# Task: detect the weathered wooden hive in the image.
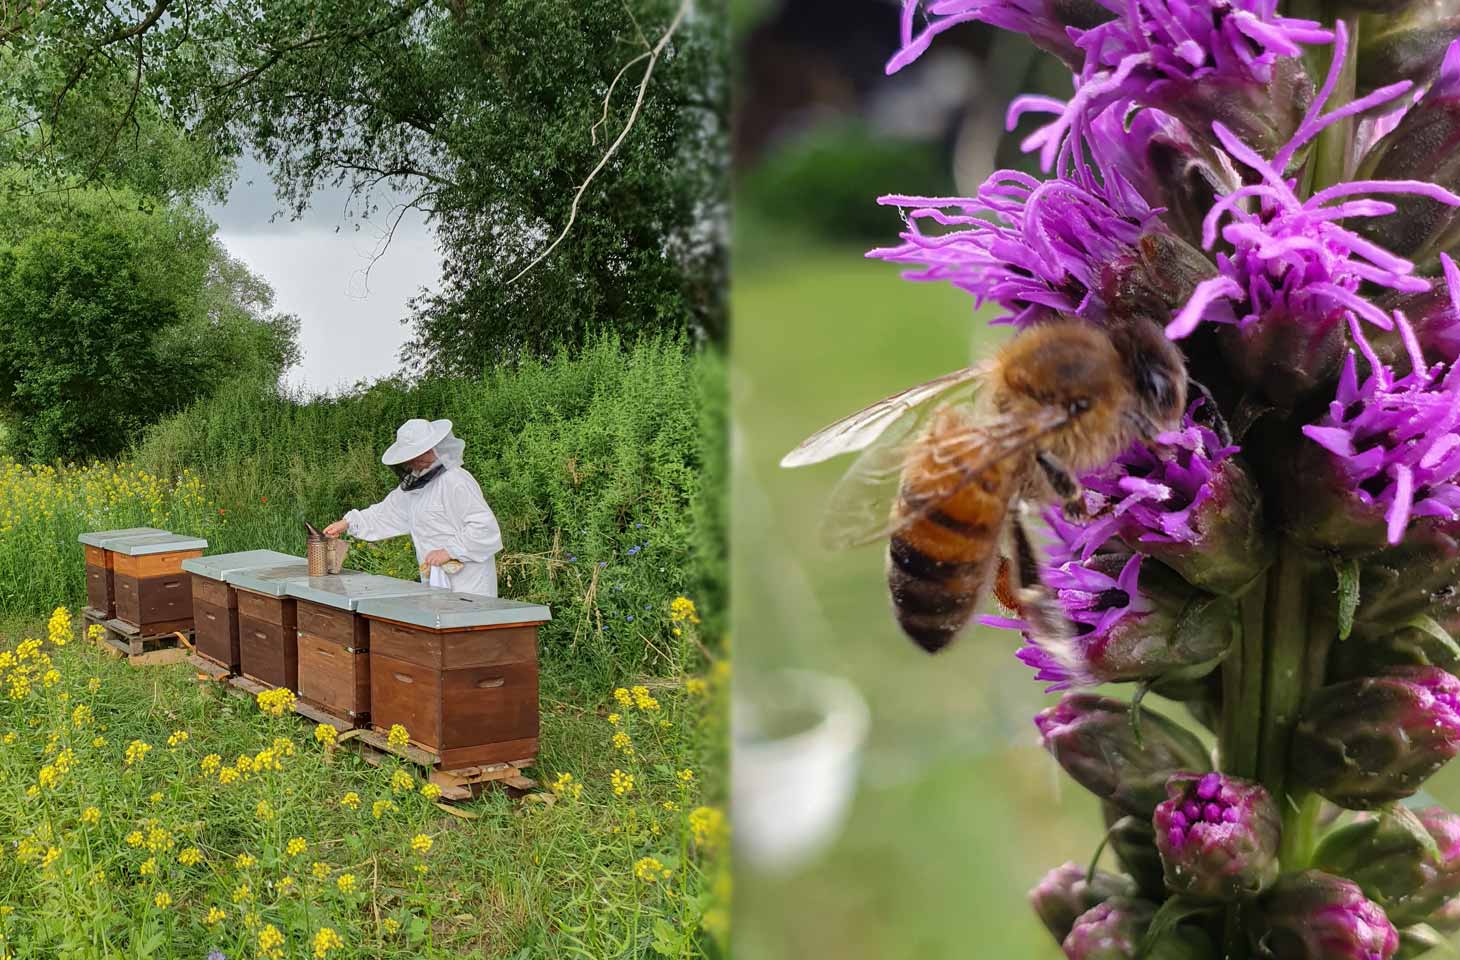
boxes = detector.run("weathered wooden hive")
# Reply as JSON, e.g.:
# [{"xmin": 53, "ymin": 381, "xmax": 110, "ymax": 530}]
[
  {"xmin": 77, "ymin": 527, "xmax": 168, "ymax": 620},
  {"xmin": 226, "ymin": 563, "xmax": 338, "ymax": 691},
  {"xmin": 106, "ymin": 533, "xmax": 208, "ymax": 635},
  {"xmin": 356, "ymin": 592, "xmax": 550, "ymax": 770},
  {"xmin": 283, "ymin": 574, "xmax": 434, "ymax": 728},
  {"xmin": 183, "ymin": 551, "xmax": 302, "ymax": 673}
]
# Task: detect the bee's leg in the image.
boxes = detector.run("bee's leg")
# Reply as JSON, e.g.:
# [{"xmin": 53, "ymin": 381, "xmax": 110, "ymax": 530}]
[
  {"xmin": 1188, "ymin": 378, "xmax": 1233, "ymax": 447},
  {"xmin": 1009, "ymin": 508, "xmax": 1077, "ymax": 660},
  {"xmin": 1035, "ymin": 451, "xmax": 1086, "ymax": 520}
]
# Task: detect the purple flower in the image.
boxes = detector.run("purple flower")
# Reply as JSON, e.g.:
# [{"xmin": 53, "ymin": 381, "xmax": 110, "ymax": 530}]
[
  {"xmin": 1029, "ymin": 861, "xmax": 1139, "ymax": 945},
  {"xmin": 1258, "ymin": 870, "xmax": 1399, "ymax": 960},
  {"xmin": 1302, "ymin": 348, "xmax": 1460, "ymax": 545},
  {"xmin": 1010, "ymin": 0, "xmax": 1332, "ymax": 168},
  {"xmin": 207, "ymin": 952, "xmax": 227, "ymax": 960},
  {"xmin": 1165, "ymin": 25, "xmax": 1460, "ymax": 348},
  {"xmin": 1153, "ymin": 772, "xmax": 1281, "ymax": 900},
  {"xmin": 887, "ymin": 0, "xmax": 1118, "ymax": 72},
  {"xmin": 868, "ymin": 168, "xmax": 1161, "ymax": 327},
  {"xmin": 626, "ymin": 545, "xmax": 641, "ymax": 556},
  {"xmin": 1061, "ymin": 898, "xmax": 1156, "ymax": 959}
]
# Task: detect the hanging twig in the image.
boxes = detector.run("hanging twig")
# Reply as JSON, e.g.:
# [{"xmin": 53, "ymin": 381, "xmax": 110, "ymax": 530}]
[{"xmin": 506, "ymin": 0, "xmax": 692, "ymax": 285}]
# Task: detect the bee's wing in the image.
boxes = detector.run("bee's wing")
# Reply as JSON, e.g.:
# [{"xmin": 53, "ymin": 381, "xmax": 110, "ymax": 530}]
[
  {"xmin": 779, "ymin": 365, "xmax": 991, "ymax": 468},
  {"xmin": 818, "ymin": 399, "xmax": 1074, "ymax": 550}
]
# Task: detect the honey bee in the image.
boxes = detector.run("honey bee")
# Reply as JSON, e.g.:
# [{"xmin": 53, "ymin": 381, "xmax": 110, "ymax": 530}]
[{"xmin": 780, "ymin": 314, "xmax": 1188, "ymax": 654}]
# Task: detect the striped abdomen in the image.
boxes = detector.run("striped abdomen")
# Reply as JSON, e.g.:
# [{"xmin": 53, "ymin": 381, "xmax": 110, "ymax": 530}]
[{"xmin": 886, "ymin": 447, "xmax": 1018, "ymax": 653}]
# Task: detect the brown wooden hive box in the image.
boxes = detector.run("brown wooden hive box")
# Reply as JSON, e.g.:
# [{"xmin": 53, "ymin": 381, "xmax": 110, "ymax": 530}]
[
  {"xmin": 106, "ymin": 533, "xmax": 208, "ymax": 634},
  {"xmin": 77, "ymin": 528, "xmax": 169, "ymax": 620},
  {"xmin": 284, "ymin": 574, "xmax": 433, "ymax": 728},
  {"xmin": 358, "ymin": 592, "xmax": 552, "ymax": 770},
  {"xmin": 228, "ymin": 563, "xmax": 315, "ymax": 690},
  {"xmin": 183, "ymin": 552, "xmax": 303, "ymax": 673}
]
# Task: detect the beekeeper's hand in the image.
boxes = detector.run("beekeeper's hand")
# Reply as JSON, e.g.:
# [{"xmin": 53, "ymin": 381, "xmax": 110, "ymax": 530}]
[
  {"xmin": 422, "ymin": 548, "xmax": 451, "ymax": 567},
  {"xmin": 324, "ymin": 519, "xmax": 349, "ymax": 538}
]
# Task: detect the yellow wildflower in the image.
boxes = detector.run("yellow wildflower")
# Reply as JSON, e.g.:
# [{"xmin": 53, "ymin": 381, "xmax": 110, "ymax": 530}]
[
  {"xmin": 390, "ymin": 769, "xmax": 414, "ymax": 793},
  {"xmin": 689, "ymin": 806, "xmax": 727, "ymax": 848},
  {"xmin": 383, "ymin": 918, "xmax": 400, "ymax": 935},
  {"xmin": 611, "ymin": 769, "xmax": 634, "ymax": 796},
  {"xmin": 200, "ymin": 754, "xmax": 221, "ymax": 775},
  {"xmin": 166, "ymin": 730, "xmax": 188, "ymax": 747},
  {"xmin": 420, "ymin": 783, "xmax": 442, "ymax": 800},
  {"xmin": 371, "ymin": 799, "xmax": 396, "ymax": 820},
  {"xmin": 312, "ymin": 927, "xmax": 344, "ymax": 958},
  {"xmin": 313, "ymin": 723, "xmax": 338, "ymax": 746},
  {"xmin": 71, "ymin": 704, "xmax": 93, "ymax": 728},
  {"xmin": 669, "ymin": 596, "xmax": 700, "ymax": 624},
  {"xmin": 80, "ymin": 806, "xmax": 100, "ymax": 825},
  {"xmin": 123, "ymin": 740, "xmax": 150, "ymax": 766},
  {"xmin": 410, "ymin": 834, "xmax": 432, "ymax": 854},
  {"xmin": 386, "ymin": 724, "xmax": 410, "ymax": 749},
  {"xmin": 612, "ymin": 732, "xmax": 634, "ymax": 757},
  {"xmin": 340, "ymin": 791, "xmax": 360, "ymax": 810},
  {"xmin": 287, "ymin": 837, "xmax": 307, "ymax": 857},
  {"xmin": 678, "ymin": 768, "xmax": 696, "ymax": 783},
  {"xmin": 139, "ymin": 858, "xmax": 157, "ymax": 877},
  {"xmin": 86, "ymin": 677, "xmax": 101, "ymax": 693},
  {"xmin": 255, "ymin": 800, "xmax": 274, "ymax": 822},
  {"xmin": 40, "ymin": 846, "xmax": 60, "ymax": 868},
  {"xmin": 178, "ymin": 847, "xmax": 202, "ymax": 866},
  {"xmin": 634, "ymin": 856, "xmax": 671, "ymax": 882},
  {"xmin": 218, "ymin": 767, "xmax": 239, "ymax": 785},
  {"xmin": 685, "ymin": 677, "xmax": 708, "ymax": 697},
  {"xmin": 631, "ymin": 685, "xmax": 660, "ymax": 712},
  {"xmin": 90, "ymin": 736, "xmax": 106, "ymax": 749},
  {"xmin": 148, "ymin": 791, "xmax": 163, "ymax": 805},
  {"xmin": 257, "ymin": 924, "xmax": 285, "ymax": 960},
  {"xmin": 336, "ymin": 873, "xmax": 356, "ymax": 893},
  {"xmin": 662, "ymin": 800, "xmax": 679, "ymax": 812},
  {"xmin": 607, "ymin": 712, "xmax": 621, "ymax": 726},
  {"xmin": 415, "ymin": 863, "xmax": 429, "ymax": 875},
  {"xmin": 205, "ymin": 906, "xmax": 226, "ymax": 925},
  {"xmin": 232, "ymin": 883, "xmax": 251, "ymax": 903},
  {"xmin": 125, "ymin": 831, "xmax": 144, "ymax": 848},
  {"xmin": 311, "ymin": 861, "xmax": 330, "ymax": 880},
  {"xmin": 612, "ymin": 687, "xmax": 633, "ymax": 708},
  {"xmin": 152, "ymin": 892, "xmax": 171, "ymax": 910},
  {"xmin": 235, "ymin": 853, "xmax": 257, "ymax": 869},
  {"xmin": 550, "ymin": 772, "xmax": 583, "ymax": 800}
]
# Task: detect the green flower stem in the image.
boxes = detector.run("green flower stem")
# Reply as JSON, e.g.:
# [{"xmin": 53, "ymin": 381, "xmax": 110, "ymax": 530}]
[
  {"xmin": 1224, "ymin": 587, "xmax": 1268, "ymax": 781},
  {"xmin": 1309, "ymin": 12, "xmax": 1361, "ymax": 196},
  {"xmin": 1259, "ymin": 539, "xmax": 1314, "ymax": 856},
  {"xmin": 1280, "ymin": 790, "xmax": 1324, "ymax": 867}
]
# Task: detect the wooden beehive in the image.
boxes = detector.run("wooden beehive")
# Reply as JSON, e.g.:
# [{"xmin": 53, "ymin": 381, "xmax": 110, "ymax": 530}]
[
  {"xmin": 284, "ymin": 574, "xmax": 433, "ymax": 728},
  {"xmin": 108, "ymin": 533, "xmax": 208, "ymax": 634},
  {"xmin": 227, "ymin": 563, "xmax": 317, "ymax": 690},
  {"xmin": 77, "ymin": 528, "xmax": 168, "ymax": 620},
  {"xmin": 183, "ymin": 551, "xmax": 302, "ymax": 673},
  {"xmin": 358, "ymin": 592, "xmax": 551, "ymax": 770}
]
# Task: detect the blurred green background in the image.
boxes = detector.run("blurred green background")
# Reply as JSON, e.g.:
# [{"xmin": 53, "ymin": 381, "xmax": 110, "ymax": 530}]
[{"xmin": 729, "ymin": 4, "xmax": 1460, "ymax": 958}]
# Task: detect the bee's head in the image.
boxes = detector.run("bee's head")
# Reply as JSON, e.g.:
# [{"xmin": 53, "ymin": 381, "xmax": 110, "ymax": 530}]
[{"xmin": 1110, "ymin": 316, "xmax": 1188, "ymax": 440}]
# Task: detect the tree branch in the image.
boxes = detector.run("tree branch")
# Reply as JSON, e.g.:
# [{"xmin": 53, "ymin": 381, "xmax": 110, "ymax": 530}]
[{"xmin": 507, "ymin": 0, "xmax": 691, "ymax": 286}]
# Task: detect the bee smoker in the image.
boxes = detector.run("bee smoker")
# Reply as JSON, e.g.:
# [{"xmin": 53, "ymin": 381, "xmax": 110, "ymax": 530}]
[{"xmin": 304, "ymin": 522, "xmax": 349, "ymax": 576}]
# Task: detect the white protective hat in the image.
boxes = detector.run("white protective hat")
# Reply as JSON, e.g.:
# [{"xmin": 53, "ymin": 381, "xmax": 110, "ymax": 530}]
[{"xmin": 381, "ymin": 418, "xmax": 453, "ymax": 466}]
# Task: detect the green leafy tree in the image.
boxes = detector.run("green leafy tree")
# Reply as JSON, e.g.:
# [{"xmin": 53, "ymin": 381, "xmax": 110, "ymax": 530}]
[
  {"xmin": 0, "ymin": 189, "xmax": 299, "ymax": 460},
  {"xmin": 3, "ymin": 0, "xmax": 728, "ymax": 373}
]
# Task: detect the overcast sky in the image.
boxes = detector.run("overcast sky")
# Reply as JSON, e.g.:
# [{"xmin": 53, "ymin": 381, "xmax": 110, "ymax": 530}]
[{"xmin": 204, "ymin": 155, "xmax": 442, "ymax": 396}]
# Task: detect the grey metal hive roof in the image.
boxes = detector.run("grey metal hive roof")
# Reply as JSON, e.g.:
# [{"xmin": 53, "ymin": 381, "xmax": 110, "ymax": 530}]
[
  {"xmin": 182, "ymin": 551, "xmax": 304, "ymax": 580},
  {"xmin": 284, "ymin": 573, "xmax": 434, "ymax": 611},
  {"xmin": 78, "ymin": 527, "xmax": 169, "ymax": 548},
  {"xmin": 356, "ymin": 591, "xmax": 552, "ymax": 629},
  {"xmin": 227, "ymin": 563, "xmax": 323, "ymax": 596},
  {"xmin": 106, "ymin": 532, "xmax": 209, "ymax": 556}
]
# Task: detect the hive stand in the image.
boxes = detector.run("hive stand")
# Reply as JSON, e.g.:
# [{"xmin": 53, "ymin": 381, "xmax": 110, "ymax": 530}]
[
  {"xmin": 82, "ymin": 606, "xmax": 192, "ymax": 666},
  {"xmin": 334, "ymin": 726, "xmax": 537, "ymax": 801}
]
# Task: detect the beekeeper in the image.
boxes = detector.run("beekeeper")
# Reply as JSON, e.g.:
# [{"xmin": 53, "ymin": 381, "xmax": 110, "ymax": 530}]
[{"xmin": 323, "ymin": 418, "xmax": 503, "ymax": 597}]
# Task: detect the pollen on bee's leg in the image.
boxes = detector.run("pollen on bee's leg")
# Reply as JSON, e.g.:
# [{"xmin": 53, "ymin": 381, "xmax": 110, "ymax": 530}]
[{"xmin": 993, "ymin": 557, "xmax": 1021, "ymax": 613}]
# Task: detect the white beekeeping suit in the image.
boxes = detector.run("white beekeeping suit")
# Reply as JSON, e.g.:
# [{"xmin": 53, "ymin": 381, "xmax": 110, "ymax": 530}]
[{"xmin": 341, "ymin": 419, "xmax": 503, "ymax": 597}]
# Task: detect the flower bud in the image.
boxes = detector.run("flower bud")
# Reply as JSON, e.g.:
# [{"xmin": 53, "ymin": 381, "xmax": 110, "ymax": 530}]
[
  {"xmin": 1292, "ymin": 668, "xmax": 1460, "ymax": 809},
  {"xmin": 1153, "ymin": 772, "xmax": 1281, "ymax": 900},
  {"xmin": 1257, "ymin": 870, "xmax": 1400, "ymax": 960},
  {"xmin": 1063, "ymin": 899, "xmax": 1216, "ymax": 960},
  {"xmin": 1350, "ymin": 524, "xmax": 1460, "ymax": 645},
  {"xmin": 1428, "ymin": 896, "xmax": 1460, "ymax": 932},
  {"xmin": 1314, "ymin": 806, "xmax": 1460, "ymax": 924},
  {"xmin": 1030, "ymin": 862, "xmax": 1140, "ymax": 945},
  {"xmin": 1395, "ymin": 923, "xmax": 1449, "ymax": 960},
  {"xmin": 1357, "ymin": 39, "xmax": 1460, "ymax": 262},
  {"xmin": 1035, "ymin": 694, "xmax": 1211, "ymax": 818},
  {"xmin": 1358, "ymin": 5, "xmax": 1460, "ymax": 94},
  {"xmin": 1103, "ymin": 801, "xmax": 1167, "ymax": 899}
]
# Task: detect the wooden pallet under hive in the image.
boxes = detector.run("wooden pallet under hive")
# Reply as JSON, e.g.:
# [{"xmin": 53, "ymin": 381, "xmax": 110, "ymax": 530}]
[
  {"xmin": 83, "ymin": 607, "xmax": 192, "ymax": 666},
  {"xmin": 335, "ymin": 726, "xmax": 537, "ymax": 801}
]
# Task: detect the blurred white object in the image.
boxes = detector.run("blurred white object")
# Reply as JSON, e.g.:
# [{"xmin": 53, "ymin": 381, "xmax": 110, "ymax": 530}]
[{"xmin": 732, "ymin": 669, "xmax": 870, "ymax": 874}]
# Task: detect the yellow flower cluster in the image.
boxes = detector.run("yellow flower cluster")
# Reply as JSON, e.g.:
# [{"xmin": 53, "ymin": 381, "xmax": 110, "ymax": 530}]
[
  {"xmin": 340, "ymin": 791, "xmax": 360, "ymax": 810},
  {"xmin": 336, "ymin": 873, "xmax": 356, "ymax": 893},
  {"xmin": 166, "ymin": 729, "xmax": 188, "ymax": 747},
  {"xmin": 0, "ymin": 637, "xmax": 54, "ymax": 702},
  {"xmin": 256, "ymin": 688, "xmax": 296, "ymax": 717},
  {"xmin": 371, "ymin": 799, "xmax": 397, "ymax": 820},
  {"xmin": 124, "ymin": 740, "xmax": 151, "ymax": 766},
  {"xmin": 410, "ymin": 833, "xmax": 432, "ymax": 854},
  {"xmin": 258, "ymin": 923, "xmax": 285, "ymax": 960},
  {"xmin": 287, "ymin": 837, "xmax": 307, "ymax": 857},
  {"xmin": 611, "ymin": 769, "xmax": 634, "ymax": 796},
  {"xmin": 550, "ymin": 772, "xmax": 583, "ymax": 800},
  {"xmin": 633, "ymin": 856, "xmax": 672, "ymax": 883},
  {"xmin": 685, "ymin": 677, "xmax": 708, "ymax": 697},
  {"xmin": 390, "ymin": 769, "xmax": 415, "ymax": 793},
  {"xmin": 669, "ymin": 596, "xmax": 700, "ymax": 625},
  {"xmin": 0, "ymin": 462, "xmax": 215, "ymax": 541},
  {"xmin": 179, "ymin": 847, "xmax": 203, "ymax": 866},
  {"xmin": 386, "ymin": 723, "xmax": 410, "ymax": 749},
  {"xmin": 46, "ymin": 607, "xmax": 72, "ymax": 646},
  {"xmin": 612, "ymin": 732, "xmax": 634, "ymax": 757},
  {"xmin": 420, "ymin": 783, "xmax": 442, "ymax": 800},
  {"xmin": 689, "ymin": 806, "xmax": 727, "ymax": 848},
  {"xmin": 312, "ymin": 927, "xmax": 344, "ymax": 958},
  {"xmin": 313, "ymin": 723, "xmax": 338, "ymax": 746}
]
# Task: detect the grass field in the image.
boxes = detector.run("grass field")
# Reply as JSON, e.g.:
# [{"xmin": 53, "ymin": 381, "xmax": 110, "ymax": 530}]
[
  {"xmin": 0, "ymin": 607, "xmax": 726, "ymax": 959},
  {"xmin": 730, "ymin": 240, "xmax": 1460, "ymax": 958}
]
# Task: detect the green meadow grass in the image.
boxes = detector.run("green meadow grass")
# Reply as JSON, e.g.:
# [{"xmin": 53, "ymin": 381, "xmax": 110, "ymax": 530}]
[{"xmin": 0, "ymin": 609, "xmax": 726, "ymax": 959}]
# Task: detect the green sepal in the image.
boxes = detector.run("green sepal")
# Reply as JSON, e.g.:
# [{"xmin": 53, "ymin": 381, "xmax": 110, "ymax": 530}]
[{"xmin": 1137, "ymin": 896, "xmax": 1220, "ymax": 959}]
